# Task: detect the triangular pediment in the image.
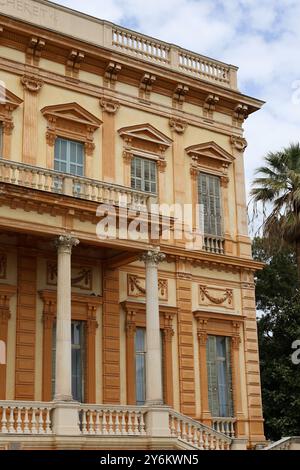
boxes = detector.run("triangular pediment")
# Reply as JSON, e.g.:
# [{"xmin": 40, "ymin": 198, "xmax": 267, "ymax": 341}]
[
  {"xmin": 0, "ymin": 87, "xmax": 23, "ymax": 108},
  {"xmin": 118, "ymin": 123, "xmax": 172, "ymax": 147},
  {"xmin": 41, "ymin": 102, "xmax": 102, "ymax": 128},
  {"xmin": 185, "ymin": 142, "xmax": 234, "ymax": 163}
]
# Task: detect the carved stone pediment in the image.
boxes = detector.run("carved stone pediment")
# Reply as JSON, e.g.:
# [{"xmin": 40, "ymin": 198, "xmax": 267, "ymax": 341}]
[
  {"xmin": 186, "ymin": 141, "xmax": 234, "ymax": 178},
  {"xmin": 118, "ymin": 123, "xmax": 172, "ymax": 153},
  {"xmin": 41, "ymin": 102, "xmax": 102, "ymax": 154}
]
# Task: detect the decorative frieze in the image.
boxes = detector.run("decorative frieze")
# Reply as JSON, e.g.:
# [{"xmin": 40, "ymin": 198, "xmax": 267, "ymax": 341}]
[
  {"xmin": 233, "ymin": 103, "xmax": 248, "ymax": 126},
  {"xmin": 66, "ymin": 50, "xmax": 85, "ymax": 78},
  {"xmin": 199, "ymin": 284, "xmax": 234, "ymax": 309},
  {"xmin": 104, "ymin": 61, "xmax": 122, "ymax": 88},
  {"xmin": 99, "ymin": 97, "xmax": 120, "ymax": 114},
  {"xmin": 230, "ymin": 135, "xmax": 248, "ymax": 152},
  {"xmin": 47, "ymin": 261, "xmax": 92, "ymax": 290},
  {"xmin": 21, "ymin": 74, "xmax": 43, "ymax": 93},
  {"xmin": 203, "ymin": 94, "xmax": 219, "ymax": 119},
  {"xmin": 169, "ymin": 117, "xmax": 187, "ymax": 134},
  {"xmin": 139, "ymin": 73, "xmax": 156, "ymax": 100},
  {"xmin": 173, "ymin": 83, "xmax": 189, "ymax": 108},
  {"xmin": 127, "ymin": 274, "xmax": 168, "ymax": 300},
  {"xmin": 26, "ymin": 37, "xmax": 46, "ymax": 66}
]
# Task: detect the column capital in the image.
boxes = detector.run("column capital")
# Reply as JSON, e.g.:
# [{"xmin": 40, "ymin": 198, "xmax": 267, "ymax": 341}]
[
  {"xmin": 140, "ymin": 249, "xmax": 166, "ymax": 266},
  {"xmin": 54, "ymin": 234, "xmax": 80, "ymax": 253}
]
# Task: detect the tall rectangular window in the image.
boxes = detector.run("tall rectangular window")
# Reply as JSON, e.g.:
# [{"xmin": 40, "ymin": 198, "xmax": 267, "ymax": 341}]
[
  {"xmin": 135, "ymin": 328, "xmax": 146, "ymax": 405},
  {"xmin": 131, "ymin": 156, "xmax": 157, "ymax": 193},
  {"xmin": 206, "ymin": 335, "xmax": 233, "ymax": 417},
  {"xmin": 198, "ymin": 173, "xmax": 222, "ymax": 236},
  {"xmin": 52, "ymin": 320, "xmax": 85, "ymax": 402},
  {"xmin": 54, "ymin": 137, "xmax": 84, "ymax": 176}
]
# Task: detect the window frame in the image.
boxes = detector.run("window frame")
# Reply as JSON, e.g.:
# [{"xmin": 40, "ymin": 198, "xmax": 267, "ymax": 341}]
[
  {"xmin": 198, "ymin": 172, "xmax": 223, "ymax": 237},
  {"xmin": 54, "ymin": 137, "xmax": 85, "ymax": 177},
  {"xmin": 131, "ymin": 155, "xmax": 158, "ymax": 194}
]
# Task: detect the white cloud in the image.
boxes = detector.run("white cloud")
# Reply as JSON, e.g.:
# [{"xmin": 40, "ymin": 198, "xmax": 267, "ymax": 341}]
[{"xmin": 53, "ymin": 0, "xmax": 300, "ymax": 203}]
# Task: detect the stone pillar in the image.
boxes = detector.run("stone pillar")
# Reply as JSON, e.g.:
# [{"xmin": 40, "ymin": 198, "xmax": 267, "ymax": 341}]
[
  {"xmin": 54, "ymin": 234, "xmax": 79, "ymax": 401},
  {"xmin": 141, "ymin": 249, "xmax": 165, "ymax": 406}
]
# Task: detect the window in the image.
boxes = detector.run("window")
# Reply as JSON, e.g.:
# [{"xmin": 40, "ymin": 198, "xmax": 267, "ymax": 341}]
[
  {"xmin": 206, "ymin": 335, "xmax": 233, "ymax": 417},
  {"xmin": 135, "ymin": 328, "xmax": 146, "ymax": 405},
  {"xmin": 198, "ymin": 173, "xmax": 222, "ymax": 236},
  {"xmin": 52, "ymin": 320, "xmax": 85, "ymax": 402},
  {"xmin": 54, "ymin": 137, "xmax": 84, "ymax": 176},
  {"xmin": 131, "ymin": 156, "xmax": 157, "ymax": 193}
]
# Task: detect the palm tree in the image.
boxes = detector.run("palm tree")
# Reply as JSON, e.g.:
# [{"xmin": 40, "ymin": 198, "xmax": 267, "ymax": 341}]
[{"xmin": 251, "ymin": 143, "xmax": 300, "ymax": 284}]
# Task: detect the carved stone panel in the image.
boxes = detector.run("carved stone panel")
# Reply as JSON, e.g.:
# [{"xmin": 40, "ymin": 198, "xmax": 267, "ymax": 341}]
[
  {"xmin": 47, "ymin": 261, "xmax": 92, "ymax": 290},
  {"xmin": 199, "ymin": 284, "xmax": 234, "ymax": 309},
  {"xmin": 127, "ymin": 274, "xmax": 168, "ymax": 301}
]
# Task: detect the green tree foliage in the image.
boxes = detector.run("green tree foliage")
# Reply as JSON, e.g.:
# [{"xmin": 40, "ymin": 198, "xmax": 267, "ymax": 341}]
[{"xmin": 253, "ymin": 238, "xmax": 300, "ymax": 440}]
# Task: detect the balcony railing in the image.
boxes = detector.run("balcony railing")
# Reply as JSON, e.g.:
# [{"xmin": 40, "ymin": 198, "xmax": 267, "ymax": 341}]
[
  {"xmin": 203, "ymin": 234, "xmax": 225, "ymax": 254},
  {"xmin": 79, "ymin": 405, "xmax": 146, "ymax": 436},
  {"xmin": 0, "ymin": 401, "xmax": 233, "ymax": 450},
  {"xmin": 0, "ymin": 401, "xmax": 53, "ymax": 435},
  {"xmin": 212, "ymin": 417, "xmax": 236, "ymax": 438},
  {"xmin": 169, "ymin": 410, "xmax": 232, "ymax": 450},
  {"xmin": 111, "ymin": 27, "xmax": 236, "ymax": 88},
  {"xmin": 0, "ymin": 159, "xmax": 153, "ymax": 211}
]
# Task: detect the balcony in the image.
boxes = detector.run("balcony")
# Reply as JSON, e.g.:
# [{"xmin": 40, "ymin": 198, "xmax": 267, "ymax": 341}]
[
  {"xmin": 0, "ymin": 400, "xmax": 234, "ymax": 450},
  {"xmin": 0, "ymin": 159, "xmax": 154, "ymax": 211}
]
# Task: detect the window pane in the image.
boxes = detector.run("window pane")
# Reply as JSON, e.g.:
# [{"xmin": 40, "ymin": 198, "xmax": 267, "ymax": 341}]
[
  {"xmin": 135, "ymin": 328, "xmax": 146, "ymax": 405},
  {"xmin": 131, "ymin": 156, "xmax": 157, "ymax": 193},
  {"xmin": 198, "ymin": 173, "xmax": 222, "ymax": 236}
]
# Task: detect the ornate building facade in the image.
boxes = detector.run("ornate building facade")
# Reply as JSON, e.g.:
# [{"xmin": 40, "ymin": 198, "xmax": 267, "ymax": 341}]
[{"xmin": 0, "ymin": 0, "xmax": 265, "ymax": 450}]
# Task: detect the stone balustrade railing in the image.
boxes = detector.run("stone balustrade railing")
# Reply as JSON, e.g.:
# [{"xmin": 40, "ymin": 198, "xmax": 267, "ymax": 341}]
[
  {"xmin": 2, "ymin": 0, "xmax": 238, "ymax": 90},
  {"xmin": 212, "ymin": 417, "xmax": 236, "ymax": 438},
  {"xmin": 0, "ymin": 159, "xmax": 152, "ymax": 211},
  {"xmin": 264, "ymin": 437, "xmax": 300, "ymax": 450},
  {"xmin": 111, "ymin": 27, "xmax": 237, "ymax": 88},
  {"xmin": 169, "ymin": 410, "xmax": 232, "ymax": 450},
  {"xmin": 203, "ymin": 234, "xmax": 225, "ymax": 254},
  {"xmin": 79, "ymin": 405, "xmax": 147, "ymax": 436},
  {"xmin": 0, "ymin": 401, "xmax": 53, "ymax": 435}
]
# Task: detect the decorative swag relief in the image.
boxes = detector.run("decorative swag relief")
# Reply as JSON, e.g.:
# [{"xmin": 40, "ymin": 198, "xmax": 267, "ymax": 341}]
[
  {"xmin": 47, "ymin": 261, "xmax": 92, "ymax": 290},
  {"xmin": 127, "ymin": 274, "xmax": 168, "ymax": 301},
  {"xmin": 199, "ymin": 284, "xmax": 234, "ymax": 309}
]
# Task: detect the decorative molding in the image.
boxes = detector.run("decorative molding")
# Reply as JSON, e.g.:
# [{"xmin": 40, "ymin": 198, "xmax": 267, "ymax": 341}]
[
  {"xmin": 140, "ymin": 249, "xmax": 166, "ymax": 266},
  {"xmin": 173, "ymin": 83, "xmax": 189, "ymax": 108},
  {"xmin": 26, "ymin": 37, "xmax": 46, "ymax": 66},
  {"xmin": 47, "ymin": 261, "xmax": 92, "ymax": 290},
  {"xmin": 66, "ymin": 50, "xmax": 85, "ymax": 78},
  {"xmin": 186, "ymin": 141, "xmax": 234, "ymax": 179},
  {"xmin": 139, "ymin": 73, "xmax": 156, "ymax": 100},
  {"xmin": 233, "ymin": 103, "xmax": 249, "ymax": 126},
  {"xmin": 0, "ymin": 284, "xmax": 16, "ymax": 323},
  {"xmin": 41, "ymin": 102, "xmax": 102, "ymax": 154},
  {"xmin": 203, "ymin": 93, "xmax": 219, "ymax": 118},
  {"xmin": 21, "ymin": 74, "xmax": 43, "ymax": 93},
  {"xmin": 230, "ymin": 135, "xmax": 248, "ymax": 152},
  {"xmin": 0, "ymin": 87, "xmax": 23, "ymax": 141},
  {"xmin": 54, "ymin": 234, "xmax": 80, "ymax": 252},
  {"xmin": 99, "ymin": 97, "xmax": 120, "ymax": 114},
  {"xmin": 169, "ymin": 117, "xmax": 187, "ymax": 134},
  {"xmin": 199, "ymin": 284, "xmax": 233, "ymax": 309},
  {"xmin": 127, "ymin": 274, "xmax": 168, "ymax": 300},
  {"xmin": 0, "ymin": 253, "xmax": 7, "ymax": 279},
  {"xmin": 104, "ymin": 61, "xmax": 122, "ymax": 88}
]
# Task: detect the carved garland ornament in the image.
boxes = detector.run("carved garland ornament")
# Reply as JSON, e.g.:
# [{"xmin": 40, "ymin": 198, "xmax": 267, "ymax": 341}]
[
  {"xmin": 127, "ymin": 274, "xmax": 168, "ymax": 300},
  {"xmin": 21, "ymin": 74, "xmax": 44, "ymax": 93},
  {"xmin": 199, "ymin": 285, "xmax": 233, "ymax": 305}
]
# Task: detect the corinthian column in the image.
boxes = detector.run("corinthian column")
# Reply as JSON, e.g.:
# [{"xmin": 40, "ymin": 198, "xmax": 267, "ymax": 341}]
[
  {"xmin": 54, "ymin": 234, "xmax": 79, "ymax": 401},
  {"xmin": 141, "ymin": 249, "xmax": 165, "ymax": 405}
]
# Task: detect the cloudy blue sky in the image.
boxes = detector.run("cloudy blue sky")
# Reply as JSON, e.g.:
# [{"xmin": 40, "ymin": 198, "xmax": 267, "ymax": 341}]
[{"xmin": 55, "ymin": 0, "xmax": 300, "ymax": 200}]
